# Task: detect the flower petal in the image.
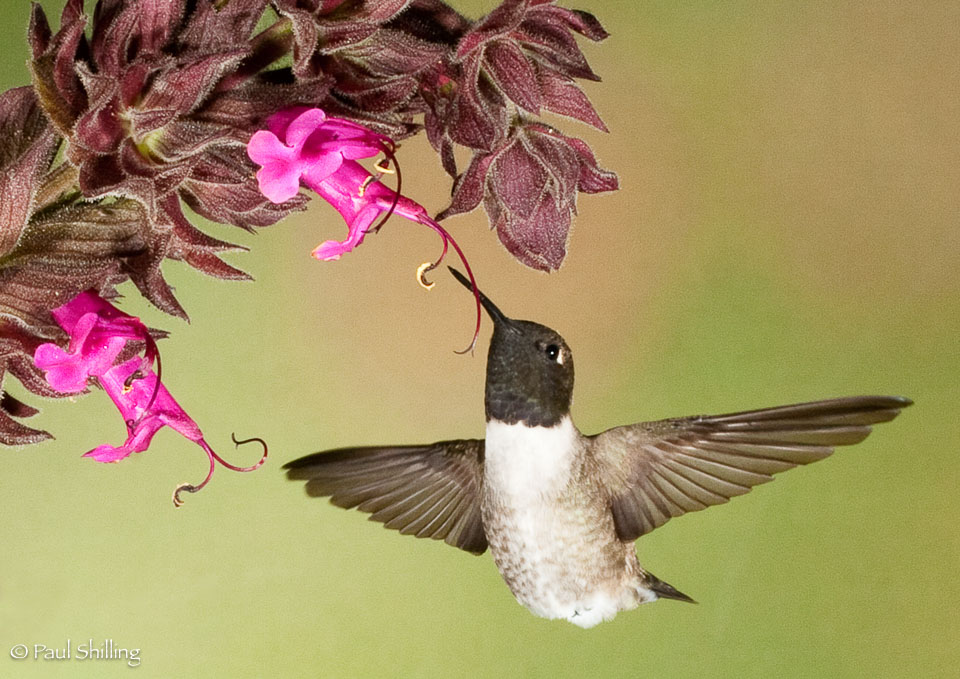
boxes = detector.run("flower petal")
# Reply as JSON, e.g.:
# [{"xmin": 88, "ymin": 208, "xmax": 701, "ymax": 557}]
[
  {"xmin": 247, "ymin": 130, "xmax": 308, "ymax": 203},
  {"xmin": 311, "ymin": 205, "xmax": 379, "ymax": 260},
  {"xmin": 81, "ymin": 336, "xmax": 130, "ymax": 377},
  {"xmin": 284, "ymin": 108, "xmax": 330, "ymax": 148},
  {"xmin": 84, "ymin": 443, "xmax": 135, "ymax": 462},
  {"xmin": 66, "ymin": 311, "xmax": 99, "ymax": 352},
  {"xmin": 33, "ymin": 343, "xmax": 88, "ymax": 393},
  {"xmin": 246, "ymin": 129, "xmax": 294, "ymax": 166},
  {"xmin": 265, "ymin": 106, "xmax": 312, "ymax": 140},
  {"xmin": 255, "ymin": 164, "xmax": 302, "ymax": 204},
  {"xmin": 51, "ymin": 291, "xmax": 116, "ymax": 335},
  {"xmin": 97, "ymin": 356, "xmax": 151, "ymax": 420},
  {"xmin": 298, "ymin": 148, "xmax": 344, "ymax": 186},
  {"xmin": 302, "ymin": 153, "xmax": 343, "ymax": 186},
  {"xmin": 83, "ymin": 414, "xmax": 164, "ymax": 462}
]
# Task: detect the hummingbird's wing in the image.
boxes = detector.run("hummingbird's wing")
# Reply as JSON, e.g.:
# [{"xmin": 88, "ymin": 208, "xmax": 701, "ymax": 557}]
[
  {"xmin": 590, "ymin": 395, "xmax": 911, "ymax": 542},
  {"xmin": 284, "ymin": 440, "xmax": 487, "ymax": 554}
]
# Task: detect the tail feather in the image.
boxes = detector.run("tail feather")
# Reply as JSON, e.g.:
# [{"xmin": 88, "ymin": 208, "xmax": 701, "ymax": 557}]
[{"xmin": 646, "ymin": 572, "xmax": 697, "ymax": 604}]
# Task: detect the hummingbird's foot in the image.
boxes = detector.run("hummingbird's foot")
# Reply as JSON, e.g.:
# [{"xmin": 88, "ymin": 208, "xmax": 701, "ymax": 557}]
[{"xmin": 565, "ymin": 604, "xmax": 614, "ymax": 629}]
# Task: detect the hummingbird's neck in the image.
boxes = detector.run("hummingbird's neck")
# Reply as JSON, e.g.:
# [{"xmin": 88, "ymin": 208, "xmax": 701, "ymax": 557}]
[{"xmin": 485, "ymin": 383, "xmax": 569, "ymax": 427}]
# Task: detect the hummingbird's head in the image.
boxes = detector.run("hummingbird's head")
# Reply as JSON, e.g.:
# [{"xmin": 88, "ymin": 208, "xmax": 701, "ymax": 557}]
[{"xmin": 449, "ymin": 268, "xmax": 574, "ymax": 427}]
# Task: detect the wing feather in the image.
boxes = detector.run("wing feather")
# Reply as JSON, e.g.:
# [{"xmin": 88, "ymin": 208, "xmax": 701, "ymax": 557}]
[
  {"xmin": 592, "ymin": 396, "xmax": 911, "ymax": 542},
  {"xmin": 284, "ymin": 440, "xmax": 487, "ymax": 554}
]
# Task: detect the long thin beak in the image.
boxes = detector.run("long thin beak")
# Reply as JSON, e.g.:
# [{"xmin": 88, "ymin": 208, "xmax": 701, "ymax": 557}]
[{"xmin": 448, "ymin": 267, "xmax": 511, "ymax": 326}]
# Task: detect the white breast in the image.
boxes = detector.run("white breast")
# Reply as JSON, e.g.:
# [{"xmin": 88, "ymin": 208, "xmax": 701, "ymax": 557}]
[
  {"xmin": 483, "ymin": 416, "xmax": 580, "ymax": 498},
  {"xmin": 482, "ymin": 416, "xmax": 646, "ymax": 627}
]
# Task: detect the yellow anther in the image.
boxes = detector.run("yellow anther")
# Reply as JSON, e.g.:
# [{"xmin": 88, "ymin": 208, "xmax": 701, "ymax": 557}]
[
  {"xmin": 417, "ymin": 262, "xmax": 436, "ymax": 290},
  {"xmin": 375, "ymin": 158, "xmax": 395, "ymax": 175},
  {"xmin": 358, "ymin": 175, "xmax": 376, "ymax": 197},
  {"xmin": 122, "ymin": 369, "xmax": 143, "ymax": 394}
]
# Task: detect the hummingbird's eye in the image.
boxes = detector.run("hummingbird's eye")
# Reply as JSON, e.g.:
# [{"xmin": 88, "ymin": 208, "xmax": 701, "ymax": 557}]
[{"xmin": 545, "ymin": 344, "xmax": 561, "ymax": 362}]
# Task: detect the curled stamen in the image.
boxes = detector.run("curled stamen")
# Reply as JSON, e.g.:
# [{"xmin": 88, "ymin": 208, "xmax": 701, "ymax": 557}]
[
  {"xmin": 359, "ymin": 156, "xmax": 395, "ymax": 198},
  {"xmin": 417, "ymin": 215, "xmax": 482, "ymax": 355},
  {"xmin": 417, "ymin": 262, "xmax": 436, "ymax": 290},
  {"xmin": 143, "ymin": 349, "xmax": 162, "ymax": 413},
  {"xmin": 416, "ymin": 230, "xmax": 450, "ymax": 290},
  {"xmin": 172, "ymin": 434, "xmax": 268, "ymax": 507},
  {"xmin": 359, "ymin": 145, "xmax": 481, "ymax": 352},
  {"xmin": 374, "ymin": 157, "xmax": 395, "ymax": 175},
  {"xmin": 357, "ymin": 174, "xmax": 377, "ymax": 197},
  {"xmin": 129, "ymin": 348, "xmax": 163, "ymax": 433},
  {"xmin": 367, "ymin": 142, "xmax": 402, "ymax": 235},
  {"xmin": 122, "ymin": 370, "xmax": 143, "ymax": 392},
  {"xmin": 217, "ymin": 433, "xmax": 269, "ymax": 472},
  {"xmin": 173, "ymin": 445, "xmax": 214, "ymax": 508}
]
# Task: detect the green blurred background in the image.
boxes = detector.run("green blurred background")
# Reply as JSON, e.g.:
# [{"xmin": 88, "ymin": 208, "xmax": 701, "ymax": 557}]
[{"xmin": 2, "ymin": 1, "xmax": 958, "ymax": 677}]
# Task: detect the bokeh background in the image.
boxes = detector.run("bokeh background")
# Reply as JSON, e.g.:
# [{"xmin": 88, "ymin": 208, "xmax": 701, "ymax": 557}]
[{"xmin": 2, "ymin": 1, "xmax": 958, "ymax": 677}]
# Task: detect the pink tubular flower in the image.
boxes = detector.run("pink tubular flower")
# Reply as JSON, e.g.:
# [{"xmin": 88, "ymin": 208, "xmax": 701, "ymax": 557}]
[
  {"xmin": 247, "ymin": 107, "xmax": 483, "ymax": 351},
  {"xmin": 33, "ymin": 291, "xmax": 267, "ymax": 506}
]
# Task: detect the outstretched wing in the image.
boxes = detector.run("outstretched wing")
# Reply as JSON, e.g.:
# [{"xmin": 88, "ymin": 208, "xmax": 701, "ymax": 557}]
[
  {"xmin": 284, "ymin": 439, "xmax": 487, "ymax": 554},
  {"xmin": 591, "ymin": 395, "xmax": 911, "ymax": 542}
]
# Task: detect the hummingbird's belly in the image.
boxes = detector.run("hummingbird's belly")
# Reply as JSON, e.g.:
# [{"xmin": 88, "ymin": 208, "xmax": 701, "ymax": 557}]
[
  {"xmin": 483, "ymin": 417, "xmax": 646, "ymax": 628},
  {"xmin": 482, "ymin": 498, "xmax": 644, "ymax": 628}
]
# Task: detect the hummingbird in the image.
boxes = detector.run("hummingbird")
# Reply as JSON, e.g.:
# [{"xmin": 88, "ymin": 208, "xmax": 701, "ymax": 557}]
[{"xmin": 285, "ymin": 269, "xmax": 911, "ymax": 628}]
